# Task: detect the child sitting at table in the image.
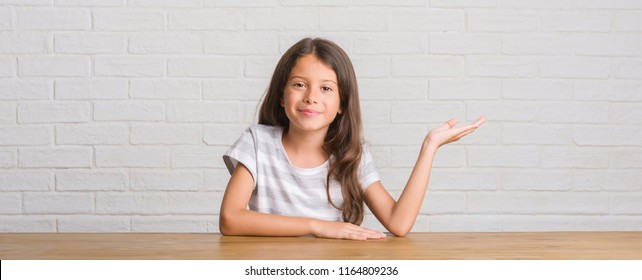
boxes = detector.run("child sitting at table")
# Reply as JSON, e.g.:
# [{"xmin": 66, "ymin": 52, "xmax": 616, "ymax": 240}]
[{"xmin": 220, "ymin": 38, "xmax": 485, "ymax": 240}]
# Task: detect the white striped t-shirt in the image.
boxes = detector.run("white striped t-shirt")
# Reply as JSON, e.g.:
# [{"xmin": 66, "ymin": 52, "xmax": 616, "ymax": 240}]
[{"xmin": 223, "ymin": 124, "xmax": 381, "ymax": 222}]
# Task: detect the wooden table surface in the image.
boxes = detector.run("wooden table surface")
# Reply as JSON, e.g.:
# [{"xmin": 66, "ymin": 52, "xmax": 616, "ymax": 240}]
[{"xmin": 1, "ymin": 232, "xmax": 641, "ymax": 260}]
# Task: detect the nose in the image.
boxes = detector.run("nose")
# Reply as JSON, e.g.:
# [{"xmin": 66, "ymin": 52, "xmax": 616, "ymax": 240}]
[{"xmin": 303, "ymin": 88, "xmax": 318, "ymax": 104}]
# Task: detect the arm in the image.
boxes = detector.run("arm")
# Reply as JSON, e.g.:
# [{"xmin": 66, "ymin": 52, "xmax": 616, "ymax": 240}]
[
  {"xmin": 365, "ymin": 117, "xmax": 486, "ymax": 237},
  {"xmin": 219, "ymin": 163, "xmax": 386, "ymax": 240}
]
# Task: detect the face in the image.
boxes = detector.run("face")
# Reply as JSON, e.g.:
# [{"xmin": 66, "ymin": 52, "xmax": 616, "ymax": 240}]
[{"xmin": 281, "ymin": 55, "xmax": 342, "ymax": 134}]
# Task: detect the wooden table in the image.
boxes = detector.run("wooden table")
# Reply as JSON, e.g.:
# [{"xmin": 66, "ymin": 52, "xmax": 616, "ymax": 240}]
[{"xmin": 1, "ymin": 232, "xmax": 641, "ymax": 260}]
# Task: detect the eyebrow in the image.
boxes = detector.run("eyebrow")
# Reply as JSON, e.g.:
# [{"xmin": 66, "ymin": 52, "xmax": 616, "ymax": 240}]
[{"xmin": 289, "ymin": 75, "xmax": 338, "ymax": 85}]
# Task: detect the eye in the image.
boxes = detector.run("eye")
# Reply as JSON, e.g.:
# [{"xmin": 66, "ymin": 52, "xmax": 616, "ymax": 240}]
[
  {"xmin": 321, "ymin": 85, "xmax": 333, "ymax": 92},
  {"xmin": 293, "ymin": 82, "xmax": 306, "ymax": 88}
]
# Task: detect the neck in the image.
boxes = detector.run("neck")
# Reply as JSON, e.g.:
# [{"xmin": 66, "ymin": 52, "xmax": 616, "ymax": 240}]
[{"xmin": 282, "ymin": 126, "xmax": 329, "ymax": 167}]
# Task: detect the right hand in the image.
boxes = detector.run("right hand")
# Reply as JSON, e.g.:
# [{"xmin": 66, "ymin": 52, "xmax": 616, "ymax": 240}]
[{"xmin": 310, "ymin": 220, "xmax": 387, "ymax": 240}]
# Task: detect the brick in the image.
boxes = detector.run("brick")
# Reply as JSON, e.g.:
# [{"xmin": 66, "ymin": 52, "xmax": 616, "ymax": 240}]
[
  {"xmin": 390, "ymin": 9, "xmax": 463, "ymax": 31},
  {"xmin": 18, "ymin": 56, "xmax": 90, "ymax": 77},
  {"xmin": 501, "ymin": 170, "xmax": 571, "ymax": 191},
  {"xmin": 503, "ymin": 79, "xmax": 572, "ymax": 100},
  {"xmin": 430, "ymin": 0, "xmax": 497, "ymax": 8},
  {"xmin": 205, "ymin": 168, "xmax": 234, "ymax": 191},
  {"xmin": 467, "ymin": 56, "xmax": 538, "ymax": 78},
  {"xmin": 55, "ymin": 33, "xmax": 126, "ymax": 54},
  {"xmin": 55, "ymin": 79, "xmax": 128, "ymax": 100},
  {"xmin": 0, "ymin": 7, "xmax": 11, "ymax": 30},
  {"xmin": 94, "ymin": 10, "xmax": 165, "ymax": 31},
  {"xmin": 0, "ymin": 58, "xmax": 14, "ymax": 77},
  {"xmin": 576, "ymin": 216, "xmax": 642, "ymax": 231},
  {"xmin": 574, "ymin": 34, "xmax": 642, "ymax": 56},
  {"xmin": 429, "ymin": 215, "xmax": 502, "ymax": 232},
  {"xmin": 421, "ymin": 191, "xmax": 466, "ymax": 214},
  {"xmin": 93, "ymin": 101, "xmax": 165, "ymax": 121},
  {"xmin": 168, "ymin": 57, "xmax": 241, "ymax": 78},
  {"xmin": 131, "ymin": 171, "xmax": 202, "ymax": 191},
  {"xmin": 352, "ymin": 56, "xmax": 390, "ymax": 78},
  {"xmin": 131, "ymin": 79, "xmax": 201, "ymax": 100},
  {"xmin": 0, "ymin": 103, "xmax": 15, "ymax": 124},
  {"xmin": 169, "ymin": 10, "xmax": 243, "ymax": 30},
  {"xmin": 95, "ymin": 56, "xmax": 165, "ymax": 77},
  {"xmin": 0, "ymin": 171, "xmax": 52, "ymax": 191},
  {"xmin": 430, "ymin": 169, "xmax": 499, "ymax": 191},
  {"xmin": 18, "ymin": 8, "xmax": 90, "ymax": 30},
  {"xmin": 359, "ymin": 78, "xmax": 426, "ymax": 101},
  {"xmin": 392, "ymin": 101, "xmax": 464, "ymax": 123},
  {"xmin": 466, "ymin": 101, "xmax": 536, "ymax": 122},
  {"xmin": 24, "ymin": 192, "xmax": 93, "ymax": 214},
  {"xmin": 203, "ymin": 0, "xmax": 277, "ymax": 7},
  {"xmin": 168, "ymin": 192, "xmax": 221, "ymax": 214},
  {"xmin": 574, "ymin": 125, "xmax": 642, "ymax": 146},
  {"xmin": 95, "ymin": 147, "xmax": 169, "ymax": 168},
  {"xmin": 613, "ymin": 11, "xmax": 642, "ymax": 32},
  {"xmin": 56, "ymin": 123, "xmax": 127, "ymax": 145},
  {"xmin": 130, "ymin": 123, "xmax": 201, "ymax": 145},
  {"xmin": 574, "ymin": 80, "xmax": 642, "ymax": 101},
  {"xmin": 132, "ymin": 216, "xmax": 207, "ymax": 232},
  {"xmin": 203, "ymin": 124, "xmax": 248, "ymax": 145},
  {"xmin": 541, "ymin": 57, "xmax": 610, "ymax": 79},
  {"xmin": 467, "ymin": 11, "xmax": 538, "ymax": 32},
  {"xmin": 611, "ymin": 148, "xmax": 642, "ymax": 168},
  {"xmin": 0, "ymin": 33, "xmax": 49, "ymax": 53},
  {"xmin": 610, "ymin": 194, "xmax": 642, "ymax": 214},
  {"xmin": 614, "ymin": 58, "xmax": 642, "ymax": 79},
  {"xmin": 610, "ymin": 103, "xmax": 642, "ymax": 124},
  {"xmin": 502, "ymin": 0, "xmax": 572, "ymax": 9},
  {"xmin": 365, "ymin": 125, "xmax": 428, "ymax": 146},
  {"xmin": 502, "ymin": 216, "xmax": 579, "ymax": 232},
  {"xmin": 129, "ymin": 33, "xmax": 202, "ymax": 54},
  {"xmin": 203, "ymin": 79, "xmax": 267, "ymax": 101},
  {"xmin": 56, "ymin": 170, "xmax": 127, "ymax": 191},
  {"xmin": 429, "ymin": 79, "xmax": 500, "ymax": 100},
  {"xmin": 0, "ymin": 217, "xmax": 56, "ymax": 232},
  {"xmin": 0, "ymin": 149, "xmax": 16, "ymax": 168},
  {"xmin": 0, "ymin": 79, "xmax": 51, "ymax": 100},
  {"xmin": 503, "ymin": 34, "xmax": 572, "ymax": 55},
  {"xmin": 246, "ymin": 8, "xmax": 317, "ymax": 30},
  {"xmin": 244, "ymin": 57, "xmax": 280, "ymax": 78},
  {"xmin": 96, "ymin": 192, "xmax": 167, "ymax": 214},
  {"xmin": 430, "ymin": 33, "xmax": 500, "ymax": 55},
  {"xmin": 502, "ymin": 123, "xmax": 573, "ymax": 145},
  {"xmin": 319, "ymin": 9, "xmax": 387, "ymax": 31},
  {"xmin": 361, "ymin": 101, "xmax": 390, "ymax": 125},
  {"xmin": 0, "ymin": 193, "xmax": 21, "ymax": 214},
  {"xmin": 127, "ymin": 0, "xmax": 200, "ymax": 8},
  {"xmin": 167, "ymin": 101, "xmax": 243, "ymax": 123},
  {"xmin": 541, "ymin": 12, "xmax": 611, "ymax": 32},
  {"xmin": 538, "ymin": 102, "xmax": 609, "ymax": 123},
  {"xmin": 575, "ymin": 0, "xmax": 642, "ymax": 9},
  {"xmin": 204, "ymin": 32, "xmax": 278, "ymax": 55},
  {"xmin": 354, "ymin": 33, "xmax": 427, "ymax": 55},
  {"xmin": 18, "ymin": 101, "xmax": 90, "ymax": 123},
  {"xmin": 55, "ymin": 0, "xmax": 123, "ymax": 6},
  {"xmin": 468, "ymin": 146, "xmax": 540, "ymax": 168},
  {"xmin": 171, "ymin": 147, "xmax": 228, "ymax": 168},
  {"xmin": 574, "ymin": 170, "xmax": 642, "ymax": 191},
  {"xmin": 468, "ymin": 192, "xmax": 609, "ymax": 214},
  {"xmin": 541, "ymin": 147, "xmax": 609, "ymax": 168},
  {"xmin": 58, "ymin": 216, "xmax": 130, "ymax": 232},
  {"xmin": 19, "ymin": 147, "xmax": 91, "ymax": 168},
  {"xmin": 393, "ymin": 56, "xmax": 463, "ymax": 77}
]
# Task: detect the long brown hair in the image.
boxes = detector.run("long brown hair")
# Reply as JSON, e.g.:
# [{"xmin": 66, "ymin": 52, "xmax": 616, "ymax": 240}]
[{"xmin": 258, "ymin": 38, "xmax": 365, "ymax": 225}]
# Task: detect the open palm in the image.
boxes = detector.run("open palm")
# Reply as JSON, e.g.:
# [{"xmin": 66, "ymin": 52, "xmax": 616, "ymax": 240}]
[{"xmin": 425, "ymin": 116, "xmax": 486, "ymax": 148}]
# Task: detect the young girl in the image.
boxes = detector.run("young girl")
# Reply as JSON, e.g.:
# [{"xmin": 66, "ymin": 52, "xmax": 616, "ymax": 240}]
[{"xmin": 220, "ymin": 38, "xmax": 485, "ymax": 240}]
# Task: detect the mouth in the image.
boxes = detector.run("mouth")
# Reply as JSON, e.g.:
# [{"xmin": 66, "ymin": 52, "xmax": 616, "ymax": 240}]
[{"xmin": 298, "ymin": 109, "xmax": 321, "ymax": 117}]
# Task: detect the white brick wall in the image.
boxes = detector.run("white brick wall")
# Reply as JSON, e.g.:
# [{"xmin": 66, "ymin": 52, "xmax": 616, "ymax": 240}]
[{"xmin": 1, "ymin": 1, "xmax": 641, "ymax": 233}]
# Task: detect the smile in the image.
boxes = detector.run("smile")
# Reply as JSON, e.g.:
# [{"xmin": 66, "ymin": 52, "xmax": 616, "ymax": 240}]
[{"xmin": 298, "ymin": 109, "xmax": 321, "ymax": 117}]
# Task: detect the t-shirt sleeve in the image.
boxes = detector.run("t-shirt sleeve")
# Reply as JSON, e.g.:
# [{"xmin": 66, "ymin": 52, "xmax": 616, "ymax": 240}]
[
  {"xmin": 222, "ymin": 126, "xmax": 258, "ymax": 187},
  {"xmin": 359, "ymin": 148, "xmax": 381, "ymax": 191}
]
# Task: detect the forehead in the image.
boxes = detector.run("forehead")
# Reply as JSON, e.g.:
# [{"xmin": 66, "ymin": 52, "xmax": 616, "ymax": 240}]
[{"xmin": 289, "ymin": 55, "xmax": 337, "ymax": 82}]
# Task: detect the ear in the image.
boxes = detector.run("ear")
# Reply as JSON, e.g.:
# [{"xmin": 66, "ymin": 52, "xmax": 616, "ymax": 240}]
[{"xmin": 280, "ymin": 97, "xmax": 284, "ymax": 107}]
